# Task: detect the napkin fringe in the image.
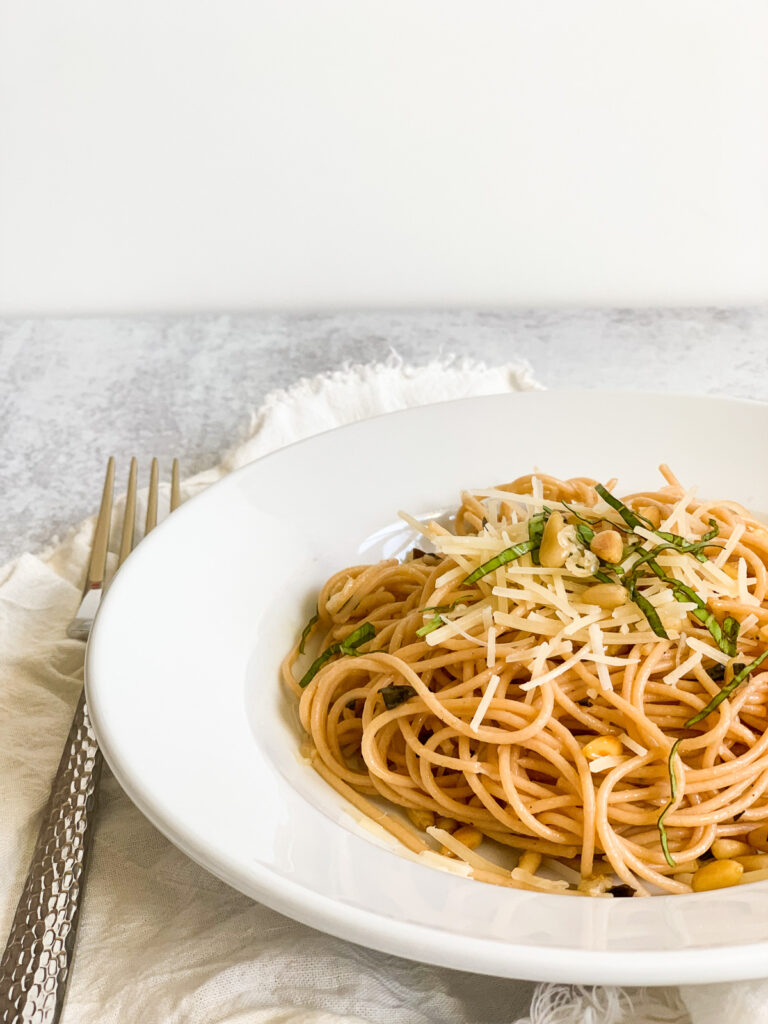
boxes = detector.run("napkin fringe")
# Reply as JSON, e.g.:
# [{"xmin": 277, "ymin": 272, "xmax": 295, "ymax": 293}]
[
  {"xmin": 521, "ymin": 984, "xmax": 690, "ymax": 1024},
  {"xmin": 250, "ymin": 350, "xmax": 541, "ymax": 431}
]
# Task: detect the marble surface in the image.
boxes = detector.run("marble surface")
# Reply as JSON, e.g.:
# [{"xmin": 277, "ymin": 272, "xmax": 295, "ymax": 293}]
[{"xmin": 1, "ymin": 307, "xmax": 767, "ymax": 564}]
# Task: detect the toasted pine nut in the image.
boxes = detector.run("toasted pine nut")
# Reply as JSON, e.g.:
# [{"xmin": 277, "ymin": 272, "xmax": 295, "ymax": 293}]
[
  {"xmin": 577, "ymin": 874, "xmax": 612, "ymax": 895},
  {"xmin": 453, "ymin": 826, "xmax": 483, "ymax": 849},
  {"xmin": 590, "ymin": 530, "xmax": 623, "ymax": 565},
  {"xmin": 582, "ymin": 735, "xmax": 623, "ymax": 760},
  {"xmin": 760, "ymin": 625, "xmax": 768, "ymax": 642},
  {"xmin": 638, "ymin": 505, "xmax": 662, "ymax": 528},
  {"xmin": 518, "ymin": 851, "xmax": 541, "ymax": 874},
  {"xmin": 712, "ymin": 838, "xmax": 753, "ymax": 860},
  {"xmin": 406, "ymin": 808, "xmax": 435, "ymax": 831},
  {"xmin": 748, "ymin": 824, "xmax": 768, "ymax": 851},
  {"xmin": 739, "ymin": 868, "xmax": 768, "ymax": 885},
  {"xmin": 581, "ymin": 583, "xmax": 626, "ymax": 610},
  {"xmin": 435, "ymin": 816, "xmax": 458, "ymax": 833},
  {"xmin": 692, "ymin": 859, "xmax": 744, "ymax": 892},
  {"xmin": 539, "ymin": 511, "xmax": 568, "ymax": 568},
  {"xmin": 735, "ymin": 854, "xmax": 768, "ymax": 871},
  {"xmin": 589, "ymin": 859, "xmax": 617, "ymax": 877},
  {"xmin": 671, "ymin": 859, "xmax": 699, "ymax": 873}
]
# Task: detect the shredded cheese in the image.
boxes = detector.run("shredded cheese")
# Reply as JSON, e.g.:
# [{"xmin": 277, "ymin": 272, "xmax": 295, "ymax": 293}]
[
  {"xmin": 619, "ymin": 733, "xmax": 648, "ymax": 756},
  {"xmin": 663, "ymin": 650, "xmax": 703, "ymax": 687},
  {"xmin": 470, "ymin": 674, "xmax": 500, "ymax": 733},
  {"xmin": 714, "ymin": 523, "xmax": 745, "ymax": 568},
  {"xmin": 486, "ymin": 626, "xmax": 497, "ymax": 668},
  {"xmin": 589, "ymin": 755, "xmax": 624, "ymax": 773},
  {"xmin": 588, "ymin": 622, "xmax": 613, "ymax": 691},
  {"xmin": 685, "ymin": 636, "xmax": 731, "ymax": 666}
]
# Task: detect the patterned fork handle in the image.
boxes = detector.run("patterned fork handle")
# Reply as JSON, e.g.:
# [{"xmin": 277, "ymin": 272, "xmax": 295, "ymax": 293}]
[{"xmin": 0, "ymin": 693, "xmax": 102, "ymax": 1024}]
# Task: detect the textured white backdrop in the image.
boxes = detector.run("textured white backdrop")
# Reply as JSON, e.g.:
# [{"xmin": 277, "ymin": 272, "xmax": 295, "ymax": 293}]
[{"xmin": 1, "ymin": 2, "xmax": 767, "ymax": 313}]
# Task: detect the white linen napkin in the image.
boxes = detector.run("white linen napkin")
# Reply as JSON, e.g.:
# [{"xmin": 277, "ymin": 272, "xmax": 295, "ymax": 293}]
[{"xmin": 0, "ymin": 353, "xmax": 744, "ymax": 1024}]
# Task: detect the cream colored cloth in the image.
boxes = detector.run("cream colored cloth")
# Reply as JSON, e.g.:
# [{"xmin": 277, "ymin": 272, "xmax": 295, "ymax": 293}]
[{"xmin": 0, "ymin": 355, "xmax": 744, "ymax": 1024}]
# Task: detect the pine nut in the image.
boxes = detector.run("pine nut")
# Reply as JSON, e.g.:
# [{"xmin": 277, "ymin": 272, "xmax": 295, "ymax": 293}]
[
  {"xmin": 581, "ymin": 583, "xmax": 627, "ymax": 610},
  {"xmin": 638, "ymin": 505, "xmax": 662, "ymax": 528},
  {"xmin": 577, "ymin": 874, "xmax": 612, "ymax": 895},
  {"xmin": 517, "ymin": 851, "xmax": 541, "ymax": 874},
  {"xmin": 691, "ymin": 859, "xmax": 744, "ymax": 892},
  {"xmin": 441, "ymin": 826, "xmax": 483, "ymax": 856},
  {"xmin": 739, "ymin": 868, "xmax": 768, "ymax": 885},
  {"xmin": 712, "ymin": 838, "xmax": 752, "ymax": 859},
  {"xmin": 406, "ymin": 808, "xmax": 435, "ymax": 831},
  {"xmin": 453, "ymin": 826, "xmax": 483, "ymax": 849},
  {"xmin": 435, "ymin": 816, "xmax": 458, "ymax": 833},
  {"xmin": 673, "ymin": 873, "xmax": 694, "ymax": 886},
  {"xmin": 582, "ymin": 735, "xmax": 623, "ymax": 760},
  {"xmin": 748, "ymin": 825, "xmax": 768, "ymax": 851},
  {"xmin": 589, "ymin": 860, "xmax": 617, "ymax": 877},
  {"xmin": 760, "ymin": 625, "xmax": 768, "ymax": 642},
  {"xmin": 671, "ymin": 859, "xmax": 699, "ymax": 873},
  {"xmin": 735, "ymin": 854, "xmax": 768, "ymax": 871},
  {"xmin": 590, "ymin": 530, "xmax": 623, "ymax": 564},
  {"xmin": 539, "ymin": 511, "xmax": 568, "ymax": 568}
]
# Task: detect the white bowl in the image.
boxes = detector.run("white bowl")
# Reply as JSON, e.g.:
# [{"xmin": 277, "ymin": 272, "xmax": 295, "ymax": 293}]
[{"xmin": 86, "ymin": 391, "xmax": 768, "ymax": 985}]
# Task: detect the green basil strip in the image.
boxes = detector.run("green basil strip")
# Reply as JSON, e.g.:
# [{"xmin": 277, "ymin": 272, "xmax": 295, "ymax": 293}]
[
  {"xmin": 379, "ymin": 684, "xmax": 417, "ymax": 709},
  {"xmin": 417, "ymin": 598, "xmax": 468, "ymax": 635},
  {"xmin": 416, "ymin": 614, "xmax": 444, "ymax": 637},
  {"xmin": 340, "ymin": 621, "xmax": 376, "ymax": 653},
  {"xmin": 656, "ymin": 518, "xmax": 719, "ymax": 563},
  {"xmin": 628, "ymin": 583, "xmax": 669, "ymax": 639},
  {"xmin": 299, "ymin": 621, "xmax": 376, "ymax": 687},
  {"xmin": 631, "ymin": 556, "xmax": 736, "ymax": 657},
  {"xmin": 597, "ymin": 484, "xmax": 720, "ymax": 562},
  {"xmin": 596, "ymin": 484, "xmax": 655, "ymax": 530},
  {"xmin": 527, "ymin": 512, "xmax": 548, "ymax": 566},
  {"xmin": 593, "ymin": 570, "xmax": 614, "ymax": 584},
  {"xmin": 625, "ymin": 539, "xmax": 715, "ymax": 585},
  {"xmin": 701, "ymin": 519, "xmax": 719, "ymax": 543},
  {"xmin": 658, "ymin": 738, "xmax": 682, "ymax": 867},
  {"xmin": 561, "ymin": 501, "xmax": 596, "ymax": 526},
  {"xmin": 298, "ymin": 609, "xmax": 319, "ymax": 655},
  {"xmin": 576, "ymin": 522, "xmax": 595, "ymax": 547},
  {"xmin": 723, "ymin": 616, "xmax": 740, "ymax": 656},
  {"xmin": 684, "ymin": 651, "xmax": 768, "ymax": 727},
  {"xmin": 420, "ymin": 599, "xmax": 465, "ymax": 614},
  {"xmin": 463, "ymin": 539, "xmax": 538, "ymax": 585}
]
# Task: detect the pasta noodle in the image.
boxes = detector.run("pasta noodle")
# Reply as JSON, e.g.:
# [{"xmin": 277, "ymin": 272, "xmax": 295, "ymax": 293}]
[{"xmin": 282, "ymin": 469, "xmax": 768, "ymax": 897}]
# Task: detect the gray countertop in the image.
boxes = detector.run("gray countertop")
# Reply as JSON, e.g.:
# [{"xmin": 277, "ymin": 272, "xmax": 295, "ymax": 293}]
[{"xmin": 1, "ymin": 307, "xmax": 767, "ymax": 564}]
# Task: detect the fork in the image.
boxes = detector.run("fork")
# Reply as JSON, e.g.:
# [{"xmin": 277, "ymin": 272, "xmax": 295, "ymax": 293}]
[{"xmin": 0, "ymin": 457, "xmax": 181, "ymax": 1024}]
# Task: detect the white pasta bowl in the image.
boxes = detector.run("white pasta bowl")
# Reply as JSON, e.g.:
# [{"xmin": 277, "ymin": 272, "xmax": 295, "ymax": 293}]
[{"xmin": 86, "ymin": 391, "xmax": 768, "ymax": 985}]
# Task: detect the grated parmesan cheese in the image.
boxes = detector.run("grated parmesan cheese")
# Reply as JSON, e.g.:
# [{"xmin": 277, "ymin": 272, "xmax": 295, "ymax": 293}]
[
  {"xmin": 663, "ymin": 650, "xmax": 703, "ymax": 687},
  {"xmin": 685, "ymin": 635, "xmax": 731, "ymax": 666},
  {"xmin": 520, "ymin": 651, "xmax": 585, "ymax": 691},
  {"xmin": 588, "ymin": 622, "xmax": 613, "ymax": 691},
  {"xmin": 589, "ymin": 755, "xmax": 624, "ymax": 773},
  {"xmin": 659, "ymin": 487, "xmax": 697, "ymax": 535},
  {"xmin": 470, "ymin": 674, "xmax": 501, "ymax": 733},
  {"xmin": 486, "ymin": 626, "xmax": 497, "ymax": 668},
  {"xmin": 619, "ymin": 733, "xmax": 648, "ymax": 756},
  {"xmin": 714, "ymin": 523, "xmax": 745, "ymax": 568}
]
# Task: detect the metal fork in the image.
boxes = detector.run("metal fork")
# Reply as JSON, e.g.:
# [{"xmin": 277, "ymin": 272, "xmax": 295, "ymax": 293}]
[{"xmin": 0, "ymin": 457, "xmax": 181, "ymax": 1024}]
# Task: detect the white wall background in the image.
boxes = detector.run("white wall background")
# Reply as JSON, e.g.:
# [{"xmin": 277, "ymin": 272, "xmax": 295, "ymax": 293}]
[{"xmin": 1, "ymin": 1, "xmax": 766, "ymax": 314}]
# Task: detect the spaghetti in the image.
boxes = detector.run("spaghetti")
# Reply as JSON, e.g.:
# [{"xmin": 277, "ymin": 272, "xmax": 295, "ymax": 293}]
[{"xmin": 282, "ymin": 469, "xmax": 768, "ymax": 897}]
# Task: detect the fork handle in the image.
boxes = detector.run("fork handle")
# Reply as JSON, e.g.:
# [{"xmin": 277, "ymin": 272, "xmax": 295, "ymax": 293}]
[{"xmin": 0, "ymin": 693, "xmax": 102, "ymax": 1024}]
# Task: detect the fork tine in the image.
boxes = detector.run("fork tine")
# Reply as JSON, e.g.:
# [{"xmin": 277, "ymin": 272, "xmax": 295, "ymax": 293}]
[
  {"xmin": 145, "ymin": 457, "xmax": 159, "ymax": 534},
  {"xmin": 118, "ymin": 458, "xmax": 138, "ymax": 567},
  {"xmin": 170, "ymin": 458, "xmax": 181, "ymax": 512},
  {"xmin": 85, "ymin": 457, "xmax": 115, "ymax": 589}
]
